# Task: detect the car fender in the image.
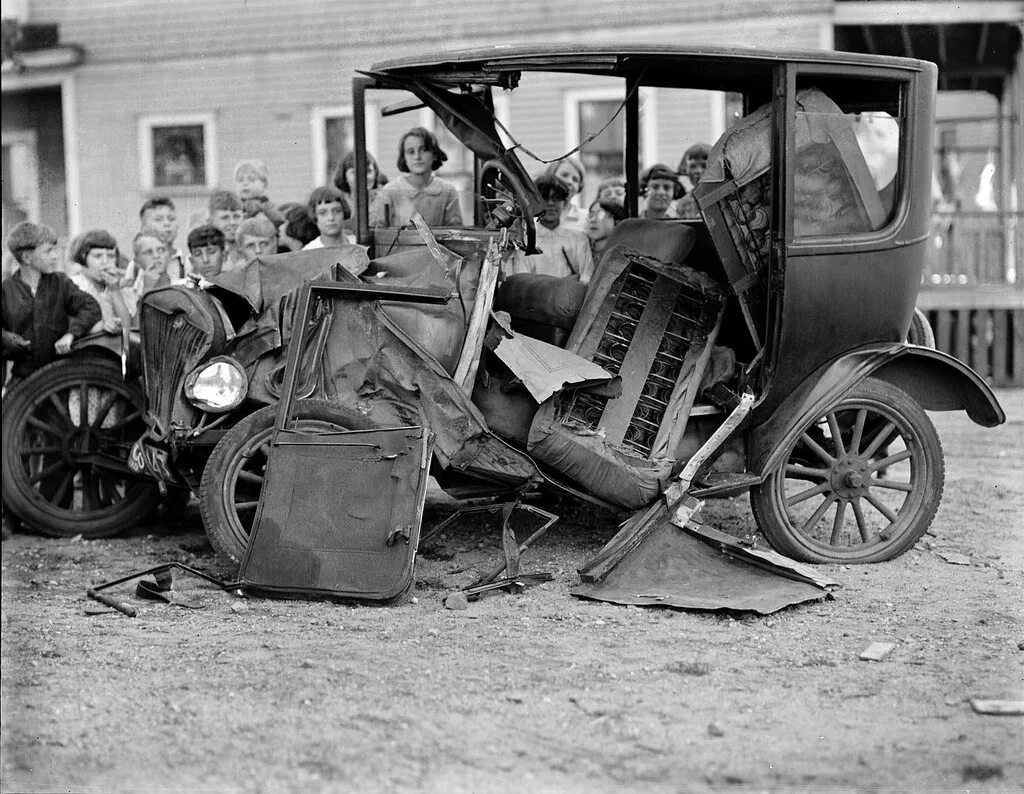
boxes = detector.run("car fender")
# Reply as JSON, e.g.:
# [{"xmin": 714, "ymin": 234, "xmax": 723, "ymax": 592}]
[
  {"xmin": 748, "ymin": 343, "xmax": 1005, "ymax": 479},
  {"xmin": 70, "ymin": 330, "xmax": 142, "ymax": 381}
]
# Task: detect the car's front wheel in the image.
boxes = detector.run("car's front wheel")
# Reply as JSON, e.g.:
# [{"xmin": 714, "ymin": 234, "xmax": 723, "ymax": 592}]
[
  {"xmin": 751, "ymin": 378, "xmax": 944, "ymax": 564},
  {"xmin": 1, "ymin": 355, "xmax": 157, "ymax": 537},
  {"xmin": 199, "ymin": 400, "xmax": 375, "ymax": 564}
]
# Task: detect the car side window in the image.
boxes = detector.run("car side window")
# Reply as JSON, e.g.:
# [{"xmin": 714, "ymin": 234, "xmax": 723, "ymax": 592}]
[{"xmin": 793, "ymin": 77, "xmax": 902, "ymax": 237}]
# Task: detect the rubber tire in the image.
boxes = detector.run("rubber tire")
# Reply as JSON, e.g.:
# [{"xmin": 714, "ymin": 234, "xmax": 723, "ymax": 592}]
[
  {"xmin": 199, "ymin": 399, "xmax": 375, "ymax": 564},
  {"xmin": 1, "ymin": 355, "xmax": 157, "ymax": 538},
  {"xmin": 751, "ymin": 378, "xmax": 944, "ymax": 564},
  {"xmin": 907, "ymin": 307, "xmax": 936, "ymax": 349}
]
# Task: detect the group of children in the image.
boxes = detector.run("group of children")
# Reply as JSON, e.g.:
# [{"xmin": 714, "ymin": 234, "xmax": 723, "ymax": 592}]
[
  {"xmin": 2, "ymin": 126, "xmax": 712, "ymax": 391},
  {"xmin": 505, "ymin": 142, "xmax": 711, "ymax": 283}
]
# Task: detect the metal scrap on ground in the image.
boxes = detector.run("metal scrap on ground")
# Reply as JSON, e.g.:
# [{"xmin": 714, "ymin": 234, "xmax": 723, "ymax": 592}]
[{"xmin": 859, "ymin": 642, "xmax": 897, "ymax": 661}]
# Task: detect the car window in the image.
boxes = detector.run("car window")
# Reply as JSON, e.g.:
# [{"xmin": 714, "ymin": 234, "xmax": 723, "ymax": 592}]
[{"xmin": 793, "ymin": 76, "xmax": 903, "ymax": 237}]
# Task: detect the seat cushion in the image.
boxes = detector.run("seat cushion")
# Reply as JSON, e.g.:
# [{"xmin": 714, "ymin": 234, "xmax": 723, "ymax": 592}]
[
  {"xmin": 495, "ymin": 273, "xmax": 588, "ymax": 331},
  {"xmin": 600, "ymin": 218, "xmax": 696, "ymax": 265}
]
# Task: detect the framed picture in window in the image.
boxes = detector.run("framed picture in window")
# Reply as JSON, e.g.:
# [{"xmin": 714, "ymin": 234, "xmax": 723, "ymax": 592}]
[{"xmin": 138, "ymin": 113, "xmax": 217, "ymax": 190}]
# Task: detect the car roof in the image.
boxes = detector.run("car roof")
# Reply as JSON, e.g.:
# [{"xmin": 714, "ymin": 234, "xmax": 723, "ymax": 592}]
[{"xmin": 369, "ymin": 42, "xmax": 932, "ymax": 81}]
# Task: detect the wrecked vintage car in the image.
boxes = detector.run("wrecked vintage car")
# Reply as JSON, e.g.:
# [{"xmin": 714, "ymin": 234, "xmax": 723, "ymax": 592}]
[{"xmin": 128, "ymin": 45, "xmax": 1004, "ymax": 570}]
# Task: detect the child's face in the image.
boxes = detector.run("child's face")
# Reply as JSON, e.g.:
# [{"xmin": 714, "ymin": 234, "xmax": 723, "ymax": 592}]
[
  {"xmin": 345, "ymin": 162, "xmax": 377, "ymax": 190},
  {"xmin": 314, "ymin": 201, "xmax": 345, "ymax": 238},
  {"xmin": 83, "ymin": 247, "xmax": 120, "ymax": 285},
  {"xmin": 538, "ymin": 188, "xmax": 567, "ymax": 229},
  {"xmin": 211, "ymin": 208, "xmax": 243, "ymax": 243},
  {"xmin": 236, "ymin": 170, "xmax": 267, "ymax": 200},
  {"xmin": 403, "ymin": 135, "xmax": 432, "ymax": 176},
  {"xmin": 684, "ymin": 153, "xmax": 708, "ymax": 186},
  {"xmin": 645, "ymin": 178, "xmax": 677, "ymax": 212},
  {"xmin": 238, "ymin": 233, "xmax": 276, "ymax": 262},
  {"xmin": 22, "ymin": 242, "xmax": 59, "ymax": 274},
  {"xmin": 135, "ymin": 235, "xmax": 169, "ymax": 274},
  {"xmin": 586, "ymin": 205, "xmax": 615, "ymax": 243},
  {"xmin": 554, "ymin": 163, "xmax": 582, "ymax": 197},
  {"xmin": 598, "ymin": 184, "xmax": 626, "ymax": 205},
  {"xmin": 141, "ymin": 206, "xmax": 178, "ymax": 247},
  {"xmin": 189, "ymin": 244, "xmax": 224, "ymax": 279}
]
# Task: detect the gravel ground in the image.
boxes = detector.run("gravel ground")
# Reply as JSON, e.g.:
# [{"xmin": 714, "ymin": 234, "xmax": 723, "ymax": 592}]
[{"xmin": 2, "ymin": 389, "xmax": 1022, "ymax": 793}]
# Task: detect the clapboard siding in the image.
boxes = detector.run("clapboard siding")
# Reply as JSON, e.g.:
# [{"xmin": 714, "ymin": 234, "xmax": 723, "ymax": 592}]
[
  {"xmin": 32, "ymin": 0, "xmax": 830, "ymax": 64},
  {"xmin": 23, "ymin": 0, "xmax": 827, "ymax": 244}
]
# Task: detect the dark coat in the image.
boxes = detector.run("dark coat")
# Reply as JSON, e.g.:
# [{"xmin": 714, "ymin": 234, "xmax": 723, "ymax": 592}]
[{"xmin": 2, "ymin": 269, "xmax": 102, "ymax": 378}]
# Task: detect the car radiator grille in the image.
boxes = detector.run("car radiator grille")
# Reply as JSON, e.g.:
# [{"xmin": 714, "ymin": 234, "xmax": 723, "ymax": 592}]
[{"xmin": 141, "ymin": 304, "xmax": 209, "ymax": 435}]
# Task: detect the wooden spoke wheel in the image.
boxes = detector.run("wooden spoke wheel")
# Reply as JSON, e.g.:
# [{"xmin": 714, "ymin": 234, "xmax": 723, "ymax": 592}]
[
  {"xmin": 199, "ymin": 400, "xmax": 375, "ymax": 564},
  {"xmin": 751, "ymin": 378, "xmax": 944, "ymax": 564},
  {"xmin": 1, "ymin": 356, "xmax": 157, "ymax": 537}
]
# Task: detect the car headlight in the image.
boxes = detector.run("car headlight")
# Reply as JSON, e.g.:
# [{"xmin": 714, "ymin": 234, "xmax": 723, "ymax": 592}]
[{"xmin": 184, "ymin": 357, "xmax": 248, "ymax": 413}]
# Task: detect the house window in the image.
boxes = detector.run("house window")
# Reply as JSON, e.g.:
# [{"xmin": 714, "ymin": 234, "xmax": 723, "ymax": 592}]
[
  {"xmin": 138, "ymin": 114, "xmax": 216, "ymax": 191},
  {"xmin": 311, "ymin": 105, "xmax": 379, "ymax": 187},
  {"xmin": 578, "ymin": 98, "xmax": 624, "ymax": 178},
  {"xmin": 564, "ymin": 88, "xmax": 657, "ymax": 206}
]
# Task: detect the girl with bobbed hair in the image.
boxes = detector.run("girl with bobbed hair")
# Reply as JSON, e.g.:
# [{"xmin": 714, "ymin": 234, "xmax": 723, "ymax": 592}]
[
  {"xmin": 67, "ymin": 229, "xmax": 135, "ymax": 332},
  {"xmin": 70, "ymin": 229, "xmax": 119, "ymax": 267},
  {"xmin": 370, "ymin": 126, "xmax": 462, "ymax": 229},
  {"xmin": 544, "ymin": 156, "xmax": 587, "ymax": 231},
  {"xmin": 332, "ymin": 150, "xmax": 387, "ymax": 230}
]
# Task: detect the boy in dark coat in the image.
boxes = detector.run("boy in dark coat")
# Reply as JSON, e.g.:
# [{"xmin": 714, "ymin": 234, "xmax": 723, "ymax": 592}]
[{"xmin": 2, "ymin": 222, "xmax": 101, "ymax": 386}]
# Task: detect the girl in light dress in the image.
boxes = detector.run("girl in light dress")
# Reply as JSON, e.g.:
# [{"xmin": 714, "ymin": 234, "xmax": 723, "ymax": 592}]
[{"xmin": 370, "ymin": 127, "xmax": 463, "ymax": 229}]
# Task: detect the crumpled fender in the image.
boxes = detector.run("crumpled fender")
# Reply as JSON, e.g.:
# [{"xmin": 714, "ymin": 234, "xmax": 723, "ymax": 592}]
[
  {"xmin": 748, "ymin": 343, "xmax": 1005, "ymax": 478},
  {"xmin": 70, "ymin": 330, "xmax": 142, "ymax": 381}
]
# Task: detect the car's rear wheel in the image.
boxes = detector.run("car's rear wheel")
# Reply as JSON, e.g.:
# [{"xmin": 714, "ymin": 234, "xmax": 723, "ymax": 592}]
[
  {"xmin": 751, "ymin": 378, "xmax": 944, "ymax": 564},
  {"xmin": 1, "ymin": 355, "xmax": 157, "ymax": 537},
  {"xmin": 907, "ymin": 307, "xmax": 936, "ymax": 348},
  {"xmin": 199, "ymin": 400, "xmax": 375, "ymax": 564}
]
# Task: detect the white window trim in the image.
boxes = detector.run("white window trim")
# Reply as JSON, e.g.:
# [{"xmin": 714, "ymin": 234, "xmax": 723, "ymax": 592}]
[
  {"xmin": 1, "ymin": 70, "xmax": 81, "ymax": 235},
  {"xmin": 310, "ymin": 104, "xmax": 379, "ymax": 187},
  {"xmin": 563, "ymin": 85, "xmax": 658, "ymax": 171},
  {"xmin": 709, "ymin": 92, "xmax": 726, "ymax": 146},
  {"xmin": 493, "ymin": 91, "xmax": 513, "ymax": 148},
  {"xmin": 137, "ymin": 112, "xmax": 218, "ymax": 192}
]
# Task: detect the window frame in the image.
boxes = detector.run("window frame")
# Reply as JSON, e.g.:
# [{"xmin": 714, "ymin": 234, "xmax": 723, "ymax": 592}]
[
  {"xmin": 310, "ymin": 104, "xmax": 379, "ymax": 187},
  {"xmin": 137, "ymin": 112, "xmax": 217, "ymax": 193},
  {"xmin": 783, "ymin": 64, "xmax": 918, "ymax": 255},
  {"xmin": 563, "ymin": 85, "xmax": 658, "ymax": 202}
]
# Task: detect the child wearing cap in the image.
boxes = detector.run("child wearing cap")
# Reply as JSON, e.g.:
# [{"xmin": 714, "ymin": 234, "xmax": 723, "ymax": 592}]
[
  {"xmin": 505, "ymin": 174, "xmax": 593, "ymax": 283},
  {"xmin": 2, "ymin": 222, "xmax": 101, "ymax": 384}
]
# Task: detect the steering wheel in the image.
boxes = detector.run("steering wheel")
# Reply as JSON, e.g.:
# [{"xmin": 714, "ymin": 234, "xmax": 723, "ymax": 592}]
[{"xmin": 477, "ymin": 159, "xmax": 538, "ymax": 255}]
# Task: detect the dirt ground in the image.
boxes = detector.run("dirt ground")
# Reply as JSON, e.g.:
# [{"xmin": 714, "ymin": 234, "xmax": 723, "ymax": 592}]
[{"xmin": 2, "ymin": 390, "xmax": 1022, "ymax": 793}]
